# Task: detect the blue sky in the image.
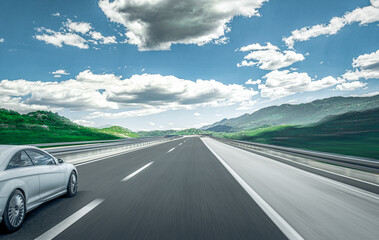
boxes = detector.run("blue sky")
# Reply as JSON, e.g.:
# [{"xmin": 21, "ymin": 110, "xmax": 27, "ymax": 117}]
[{"xmin": 0, "ymin": 0, "xmax": 378, "ymax": 131}]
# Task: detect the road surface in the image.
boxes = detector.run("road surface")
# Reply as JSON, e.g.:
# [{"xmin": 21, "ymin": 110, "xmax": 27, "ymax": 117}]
[{"xmin": 1, "ymin": 137, "xmax": 378, "ymax": 240}]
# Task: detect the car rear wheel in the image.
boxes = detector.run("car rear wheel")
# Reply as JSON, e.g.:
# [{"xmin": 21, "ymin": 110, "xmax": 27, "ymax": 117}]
[
  {"xmin": 66, "ymin": 171, "xmax": 78, "ymax": 197},
  {"xmin": 3, "ymin": 189, "xmax": 26, "ymax": 232}
]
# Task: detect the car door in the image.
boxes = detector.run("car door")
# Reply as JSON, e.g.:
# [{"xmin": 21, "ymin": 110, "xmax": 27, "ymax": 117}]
[
  {"xmin": 25, "ymin": 150, "xmax": 65, "ymax": 200},
  {"xmin": 5, "ymin": 151, "xmax": 40, "ymax": 206}
]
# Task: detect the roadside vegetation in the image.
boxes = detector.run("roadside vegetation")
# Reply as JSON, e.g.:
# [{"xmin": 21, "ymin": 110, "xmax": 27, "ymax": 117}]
[{"xmin": 0, "ymin": 109, "xmax": 138, "ymax": 144}]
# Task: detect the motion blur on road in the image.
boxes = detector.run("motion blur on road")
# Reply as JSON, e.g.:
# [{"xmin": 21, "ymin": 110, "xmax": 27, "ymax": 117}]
[{"xmin": 1, "ymin": 136, "xmax": 378, "ymax": 240}]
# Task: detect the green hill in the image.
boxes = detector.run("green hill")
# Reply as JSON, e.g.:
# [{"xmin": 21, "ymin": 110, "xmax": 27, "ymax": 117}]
[
  {"xmin": 137, "ymin": 130, "xmax": 177, "ymax": 137},
  {"xmin": 231, "ymin": 108, "xmax": 379, "ymax": 159},
  {"xmin": 98, "ymin": 126, "xmax": 139, "ymax": 138},
  {"xmin": 0, "ymin": 109, "xmax": 124, "ymax": 144},
  {"xmin": 203, "ymin": 95, "xmax": 379, "ymax": 132}
]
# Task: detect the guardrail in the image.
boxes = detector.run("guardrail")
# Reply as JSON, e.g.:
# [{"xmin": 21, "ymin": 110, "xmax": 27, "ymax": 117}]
[
  {"xmin": 212, "ymin": 137, "xmax": 379, "ymax": 174},
  {"xmin": 43, "ymin": 136, "xmax": 182, "ymax": 163}
]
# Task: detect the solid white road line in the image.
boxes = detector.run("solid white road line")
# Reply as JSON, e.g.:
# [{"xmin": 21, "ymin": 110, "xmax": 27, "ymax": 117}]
[
  {"xmin": 202, "ymin": 140, "xmax": 304, "ymax": 240},
  {"xmin": 121, "ymin": 162, "xmax": 154, "ymax": 182},
  {"xmin": 167, "ymin": 147, "xmax": 175, "ymax": 153},
  {"xmin": 35, "ymin": 199, "xmax": 104, "ymax": 240}
]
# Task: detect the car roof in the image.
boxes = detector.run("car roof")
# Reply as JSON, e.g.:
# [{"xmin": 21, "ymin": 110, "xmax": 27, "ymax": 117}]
[{"xmin": 0, "ymin": 145, "xmax": 39, "ymax": 171}]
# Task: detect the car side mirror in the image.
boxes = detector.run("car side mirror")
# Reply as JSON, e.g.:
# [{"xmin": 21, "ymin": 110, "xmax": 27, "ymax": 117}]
[{"xmin": 58, "ymin": 158, "xmax": 64, "ymax": 164}]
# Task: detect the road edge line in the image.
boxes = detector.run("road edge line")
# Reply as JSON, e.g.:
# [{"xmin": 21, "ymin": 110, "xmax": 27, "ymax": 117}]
[{"xmin": 202, "ymin": 138, "xmax": 304, "ymax": 240}]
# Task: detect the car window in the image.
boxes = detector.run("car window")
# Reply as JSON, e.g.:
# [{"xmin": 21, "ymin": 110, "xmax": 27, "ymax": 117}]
[
  {"xmin": 25, "ymin": 150, "xmax": 56, "ymax": 166},
  {"xmin": 6, "ymin": 151, "xmax": 34, "ymax": 170}
]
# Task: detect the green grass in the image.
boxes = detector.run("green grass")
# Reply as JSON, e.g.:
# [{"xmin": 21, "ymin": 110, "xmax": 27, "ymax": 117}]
[{"xmin": 0, "ymin": 109, "xmax": 122, "ymax": 144}]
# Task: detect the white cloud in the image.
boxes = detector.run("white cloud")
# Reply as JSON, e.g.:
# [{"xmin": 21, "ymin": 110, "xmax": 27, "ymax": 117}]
[
  {"xmin": 52, "ymin": 12, "xmax": 60, "ymax": 17},
  {"xmin": 283, "ymin": 5, "xmax": 379, "ymax": 48},
  {"xmin": 149, "ymin": 122, "xmax": 156, "ymax": 126},
  {"xmin": 342, "ymin": 49, "xmax": 379, "ymax": 80},
  {"xmin": 0, "ymin": 38, "xmax": 4, "ymax": 43},
  {"xmin": 73, "ymin": 119, "xmax": 96, "ymax": 127},
  {"xmin": 237, "ymin": 43, "xmax": 304, "ymax": 70},
  {"xmin": 372, "ymin": 0, "xmax": 379, "ymax": 8},
  {"xmin": 214, "ymin": 37, "xmax": 229, "ymax": 45},
  {"xmin": 35, "ymin": 19, "xmax": 116, "ymax": 48},
  {"xmin": 194, "ymin": 112, "xmax": 201, "ymax": 116},
  {"xmin": 65, "ymin": 19, "xmax": 92, "ymax": 34},
  {"xmin": 258, "ymin": 70, "xmax": 341, "ymax": 99},
  {"xmin": 90, "ymin": 31, "xmax": 117, "ymax": 44},
  {"xmin": 52, "ymin": 69, "xmax": 69, "ymax": 75},
  {"xmin": 99, "ymin": 0, "xmax": 267, "ymax": 51},
  {"xmin": 245, "ymin": 79, "xmax": 261, "ymax": 85},
  {"xmin": 236, "ymin": 100, "xmax": 257, "ymax": 110},
  {"xmin": 336, "ymin": 81, "xmax": 367, "ymax": 91},
  {"xmin": 237, "ymin": 60, "xmax": 257, "ymax": 68},
  {"xmin": 35, "ymin": 28, "xmax": 89, "ymax": 49},
  {"xmin": 239, "ymin": 42, "xmax": 279, "ymax": 52},
  {"xmin": 351, "ymin": 91, "xmax": 379, "ymax": 97},
  {"xmin": 1, "ymin": 70, "xmax": 258, "ymax": 118}
]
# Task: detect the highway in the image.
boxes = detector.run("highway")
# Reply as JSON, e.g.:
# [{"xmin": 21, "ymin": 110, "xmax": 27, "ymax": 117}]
[{"xmin": 1, "ymin": 137, "xmax": 378, "ymax": 239}]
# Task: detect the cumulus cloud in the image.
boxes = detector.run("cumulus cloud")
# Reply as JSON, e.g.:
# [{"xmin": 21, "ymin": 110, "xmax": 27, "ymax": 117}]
[
  {"xmin": 1, "ymin": 70, "xmax": 258, "ymax": 118},
  {"xmin": 239, "ymin": 42, "xmax": 279, "ymax": 52},
  {"xmin": 283, "ymin": 5, "xmax": 379, "ymax": 48},
  {"xmin": 65, "ymin": 19, "xmax": 92, "ymax": 34},
  {"xmin": 90, "ymin": 31, "xmax": 117, "ymax": 44},
  {"xmin": 336, "ymin": 81, "xmax": 367, "ymax": 91},
  {"xmin": 0, "ymin": 38, "xmax": 4, "ymax": 43},
  {"xmin": 194, "ymin": 112, "xmax": 201, "ymax": 116},
  {"xmin": 342, "ymin": 49, "xmax": 379, "ymax": 80},
  {"xmin": 237, "ymin": 43, "xmax": 304, "ymax": 70},
  {"xmin": 99, "ymin": 0, "xmax": 267, "ymax": 51},
  {"xmin": 52, "ymin": 69, "xmax": 69, "ymax": 75},
  {"xmin": 35, "ymin": 28, "xmax": 89, "ymax": 49},
  {"xmin": 35, "ymin": 19, "xmax": 117, "ymax": 48},
  {"xmin": 245, "ymin": 79, "xmax": 261, "ymax": 85},
  {"xmin": 258, "ymin": 70, "xmax": 341, "ymax": 99}
]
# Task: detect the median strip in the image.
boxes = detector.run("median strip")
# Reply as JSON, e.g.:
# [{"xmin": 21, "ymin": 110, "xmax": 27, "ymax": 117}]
[
  {"xmin": 121, "ymin": 162, "xmax": 154, "ymax": 182},
  {"xmin": 35, "ymin": 199, "xmax": 104, "ymax": 240}
]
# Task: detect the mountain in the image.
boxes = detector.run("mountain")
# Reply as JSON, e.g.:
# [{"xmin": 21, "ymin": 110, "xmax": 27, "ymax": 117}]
[
  {"xmin": 232, "ymin": 107, "xmax": 379, "ymax": 160},
  {"xmin": 0, "ymin": 109, "xmax": 125, "ymax": 144},
  {"xmin": 203, "ymin": 95, "xmax": 379, "ymax": 132},
  {"xmin": 98, "ymin": 126, "xmax": 139, "ymax": 138}
]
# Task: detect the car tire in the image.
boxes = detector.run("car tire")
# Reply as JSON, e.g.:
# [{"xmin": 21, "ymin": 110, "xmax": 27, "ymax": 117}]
[
  {"xmin": 2, "ymin": 189, "xmax": 26, "ymax": 232},
  {"xmin": 66, "ymin": 171, "xmax": 78, "ymax": 197}
]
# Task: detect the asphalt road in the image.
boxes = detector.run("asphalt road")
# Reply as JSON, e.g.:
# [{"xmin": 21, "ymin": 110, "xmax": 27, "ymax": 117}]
[{"xmin": 0, "ymin": 137, "xmax": 286, "ymax": 240}]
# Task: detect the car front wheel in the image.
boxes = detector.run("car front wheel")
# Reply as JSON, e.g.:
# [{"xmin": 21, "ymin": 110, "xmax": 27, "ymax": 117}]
[
  {"xmin": 66, "ymin": 171, "xmax": 78, "ymax": 197},
  {"xmin": 3, "ymin": 189, "xmax": 26, "ymax": 232}
]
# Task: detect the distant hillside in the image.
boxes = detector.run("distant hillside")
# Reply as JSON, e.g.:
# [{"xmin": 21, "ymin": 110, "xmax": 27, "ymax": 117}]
[
  {"xmin": 0, "ymin": 109, "xmax": 122, "ymax": 144},
  {"xmin": 137, "ymin": 128, "xmax": 214, "ymax": 137},
  {"xmin": 137, "ymin": 130, "xmax": 178, "ymax": 137},
  {"xmin": 203, "ymin": 95, "xmax": 379, "ymax": 132},
  {"xmin": 232, "ymin": 107, "xmax": 379, "ymax": 160},
  {"xmin": 98, "ymin": 126, "xmax": 139, "ymax": 138}
]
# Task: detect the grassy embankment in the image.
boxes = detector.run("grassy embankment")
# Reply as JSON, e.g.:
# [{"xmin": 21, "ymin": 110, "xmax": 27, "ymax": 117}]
[{"xmin": 0, "ymin": 109, "xmax": 138, "ymax": 144}]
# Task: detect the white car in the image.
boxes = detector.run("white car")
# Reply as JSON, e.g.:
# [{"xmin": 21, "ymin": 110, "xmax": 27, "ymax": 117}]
[{"xmin": 0, "ymin": 145, "xmax": 78, "ymax": 232}]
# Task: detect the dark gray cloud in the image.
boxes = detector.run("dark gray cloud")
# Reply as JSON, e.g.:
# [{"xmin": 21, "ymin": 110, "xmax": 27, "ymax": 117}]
[{"xmin": 99, "ymin": 0, "xmax": 266, "ymax": 50}]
